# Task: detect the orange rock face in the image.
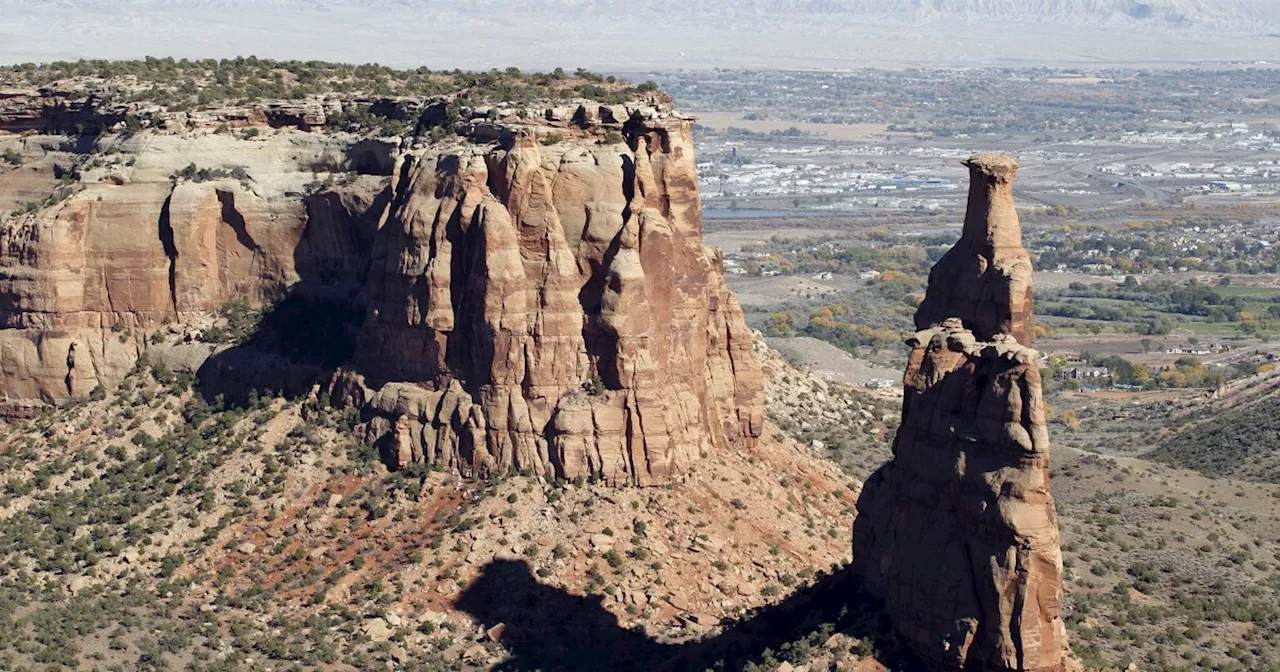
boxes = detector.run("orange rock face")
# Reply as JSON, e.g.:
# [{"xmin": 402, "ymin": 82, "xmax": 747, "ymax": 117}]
[
  {"xmin": 852, "ymin": 154, "xmax": 1070, "ymax": 671},
  {"xmin": 339, "ymin": 112, "xmax": 764, "ymax": 485},
  {"xmin": 0, "ymin": 95, "xmax": 764, "ymax": 484},
  {"xmin": 0, "ymin": 171, "xmax": 378, "ymax": 406}
]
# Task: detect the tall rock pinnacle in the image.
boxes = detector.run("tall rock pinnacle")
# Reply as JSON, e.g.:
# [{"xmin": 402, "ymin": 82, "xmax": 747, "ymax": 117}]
[
  {"xmin": 914, "ymin": 153, "xmax": 1034, "ymax": 346},
  {"xmin": 852, "ymin": 154, "xmax": 1071, "ymax": 671}
]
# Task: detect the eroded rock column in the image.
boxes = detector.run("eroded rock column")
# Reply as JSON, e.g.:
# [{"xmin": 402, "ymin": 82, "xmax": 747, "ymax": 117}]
[
  {"xmin": 913, "ymin": 153, "xmax": 1035, "ymax": 346},
  {"xmin": 852, "ymin": 154, "xmax": 1070, "ymax": 671}
]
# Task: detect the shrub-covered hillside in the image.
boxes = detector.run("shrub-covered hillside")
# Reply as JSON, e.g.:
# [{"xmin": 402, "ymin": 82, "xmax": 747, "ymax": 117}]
[{"xmin": 1147, "ymin": 395, "xmax": 1280, "ymax": 484}]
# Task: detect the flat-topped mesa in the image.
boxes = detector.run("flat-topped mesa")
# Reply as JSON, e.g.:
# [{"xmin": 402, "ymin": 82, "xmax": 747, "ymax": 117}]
[
  {"xmin": 913, "ymin": 153, "xmax": 1034, "ymax": 346},
  {"xmin": 852, "ymin": 153, "xmax": 1071, "ymax": 671}
]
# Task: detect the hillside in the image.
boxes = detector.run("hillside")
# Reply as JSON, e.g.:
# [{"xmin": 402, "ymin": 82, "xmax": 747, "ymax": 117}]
[
  {"xmin": 0, "ymin": 349, "xmax": 888, "ymax": 670},
  {"xmin": 1145, "ymin": 369, "xmax": 1280, "ymax": 483}
]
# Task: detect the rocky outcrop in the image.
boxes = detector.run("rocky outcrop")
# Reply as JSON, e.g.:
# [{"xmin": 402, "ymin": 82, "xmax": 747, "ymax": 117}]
[
  {"xmin": 0, "ymin": 86, "xmax": 128, "ymax": 134},
  {"xmin": 0, "ymin": 83, "xmax": 329, "ymax": 135},
  {"xmin": 333, "ymin": 108, "xmax": 764, "ymax": 485},
  {"xmin": 852, "ymin": 155, "xmax": 1070, "ymax": 671}
]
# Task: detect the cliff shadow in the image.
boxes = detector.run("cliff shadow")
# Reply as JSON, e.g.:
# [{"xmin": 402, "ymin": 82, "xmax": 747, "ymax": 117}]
[
  {"xmin": 193, "ymin": 293, "xmax": 366, "ymax": 405},
  {"xmin": 192, "ymin": 185, "xmax": 387, "ymax": 406},
  {"xmin": 454, "ymin": 558, "xmax": 918, "ymax": 672}
]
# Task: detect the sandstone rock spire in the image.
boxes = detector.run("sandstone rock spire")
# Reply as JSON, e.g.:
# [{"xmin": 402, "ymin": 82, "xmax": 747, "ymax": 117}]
[
  {"xmin": 852, "ymin": 154, "xmax": 1071, "ymax": 671},
  {"xmin": 913, "ymin": 153, "xmax": 1034, "ymax": 346}
]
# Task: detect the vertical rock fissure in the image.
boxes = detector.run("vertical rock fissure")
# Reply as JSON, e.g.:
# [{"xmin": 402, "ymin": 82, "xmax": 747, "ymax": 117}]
[
  {"xmin": 157, "ymin": 191, "xmax": 178, "ymax": 316},
  {"xmin": 1011, "ymin": 546, "xmax": 1030, "ymax": 670},
  {"xmin": 64, "ymin": 343, "xmax": 76, "ymax": 396}
]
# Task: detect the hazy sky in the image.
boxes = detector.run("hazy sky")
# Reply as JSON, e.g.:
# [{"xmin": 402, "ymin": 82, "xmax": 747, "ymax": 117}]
[{"xmin": 2, "ymin": 1, "xmax": 1278, "ymax": 70}]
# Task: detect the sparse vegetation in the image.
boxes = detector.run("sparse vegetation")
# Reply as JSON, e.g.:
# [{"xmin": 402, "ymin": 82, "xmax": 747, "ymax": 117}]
[
  {"xmin": 0, "ymin": 344, "xmax": 861, "ymax": 670},
  {"xmin": 0, "ymin": 58, "xmax": 662, "ymax": 126},
  {"xmin": 1147, "ymin": 394, "xmax": 1280, "ymax": 483},
  {"xmin": 171, "ymin": 162, "xmax": 250, "ymax": 184}
]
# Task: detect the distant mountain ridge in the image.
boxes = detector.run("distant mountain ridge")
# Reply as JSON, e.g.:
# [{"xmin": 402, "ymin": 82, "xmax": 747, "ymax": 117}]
[
  {"xmin": 756, "ymin": 0, "xmax": 1280, "ymax": 28},
  {"xmin": 518, "ymin": 0, "xmax": 1280, "ymax": 29},
  {"xmin": 9, "ymin": 0, "xmax": 1280, "ymax": 30},
  {"xmin": 3, "ymin": 0, "xmax": 1279, "ymax": 69}
]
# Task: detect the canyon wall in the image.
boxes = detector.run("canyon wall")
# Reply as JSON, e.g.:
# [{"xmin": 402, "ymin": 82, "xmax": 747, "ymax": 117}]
[
  {"xmin": 851, "ymin": 154, "xmax": 1070, "ymax": 671},
  {"xmin": 0, "ymin": 94, "xmax": 764, "ymax": 484},
  {"xmin": 0, "ymin": 128, "xmax": 382, "ymax": 408}
]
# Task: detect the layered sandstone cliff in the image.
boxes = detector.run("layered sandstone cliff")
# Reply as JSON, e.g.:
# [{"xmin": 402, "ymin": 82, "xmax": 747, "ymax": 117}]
[
  {"xmin": 0, "ymin": 129, "xmax": 386, "ymax": 407},
  {"xmin": 0, "ymin": 81, "xmax": 334, "ymax": 135},
  {"xmin": 0, "ymin": 89, "xmax": 764, "ymax": 484},
  {"xmin": 852, "ymin": 155, "xmax": 1070, "ymax": 671},
  {"xmin": 332, "ymin": 110, "xmax": 764, "ymax": 484}
]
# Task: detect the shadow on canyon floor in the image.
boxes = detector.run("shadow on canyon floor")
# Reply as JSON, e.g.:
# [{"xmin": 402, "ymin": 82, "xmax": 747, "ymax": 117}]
[{"xmin": 454, "ymin": 558, "xmax": 914, "ymax": 672}]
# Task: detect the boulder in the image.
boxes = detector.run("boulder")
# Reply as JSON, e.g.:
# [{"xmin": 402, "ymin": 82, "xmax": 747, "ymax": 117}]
[{"xmin": 362, "ymin": 618, "xmax": 393, "ymax": 642}]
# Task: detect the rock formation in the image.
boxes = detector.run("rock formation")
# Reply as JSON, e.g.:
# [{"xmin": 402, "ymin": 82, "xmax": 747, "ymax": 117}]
[
  {"xmin": 913, "ymin": 153, "xmax": 1034, "ymax": 347},
  {"xmin": 332, "ymin": 109, "xmax": 764, "ymax": 485},
  {"xmin": 0, "ymin": 83, "xmax": 332, "ymax": 135},
  {"xmin": 0, "ymin": 131, "xmax": 385, "ymax": 407},
  {"xmin": 0, "ymin": 88, "xmax": 764, "ymax": 484},
  {"xmin": 852, "ymin": 154, "xmax": 1070, "ymax": 671}
]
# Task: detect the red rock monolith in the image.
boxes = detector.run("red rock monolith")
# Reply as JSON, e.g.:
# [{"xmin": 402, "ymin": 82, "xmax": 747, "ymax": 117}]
[{"xmin": 852, "ymin": 154, "xmax": 1070, "ymax": 671}]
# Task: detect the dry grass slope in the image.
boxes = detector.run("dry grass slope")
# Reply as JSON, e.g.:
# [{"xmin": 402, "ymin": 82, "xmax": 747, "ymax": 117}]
[{"xmin": 0, "ymin": 349, "xmax": 894, "ymax": 671}]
